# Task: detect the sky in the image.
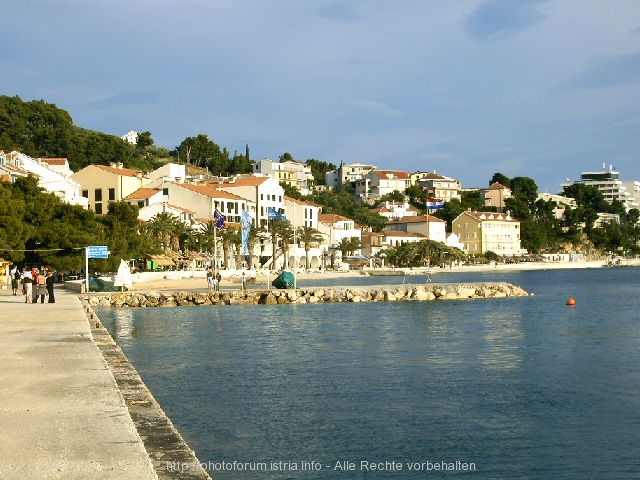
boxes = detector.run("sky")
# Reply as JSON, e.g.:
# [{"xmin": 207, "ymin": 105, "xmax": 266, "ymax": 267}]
[{"xmin": 3, "ymin": 0, "xmax": 640, "ymax": 192}]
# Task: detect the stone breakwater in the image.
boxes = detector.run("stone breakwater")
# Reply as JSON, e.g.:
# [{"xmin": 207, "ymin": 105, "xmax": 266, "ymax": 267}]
[{"xmin": 84, "ymin": 282, "xmax": 528, "ymax": 307}]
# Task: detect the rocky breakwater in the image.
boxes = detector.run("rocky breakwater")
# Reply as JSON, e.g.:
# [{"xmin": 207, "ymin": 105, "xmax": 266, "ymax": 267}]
[{"xmin": 84, "ymin": 282, "xmax": 528, "ymax": 308}]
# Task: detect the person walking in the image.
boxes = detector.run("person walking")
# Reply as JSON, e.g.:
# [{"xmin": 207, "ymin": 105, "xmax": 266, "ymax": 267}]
[
  {"xmin": 35, "ymin": 268, "xmax": 47, "ymax": 303},
  {"xmin": 46, "ymin": 269, "xmax": 56, "ymax": 303},
  {"xmin": 10, "ymin": 265, "xmax": 20, "ymax": 296},
  {"xmin": 31, "ymin": 267, "xmax": 40, "ymax": 303},
  {"xmin": 22, "ymin": 268, "xmax": 33, "ymax": 303},
  {"xmin": 241, "ymin": 272, "xmax": 247, "ymax": 291}
]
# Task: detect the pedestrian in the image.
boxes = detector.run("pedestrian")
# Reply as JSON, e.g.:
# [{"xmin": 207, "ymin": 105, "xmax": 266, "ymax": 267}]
[
  {"xmin": 46, "ymin": 269, "xmax": 56, "ymax": 303},
  {"xmin": 216, "ymin": 272, "xmax": 221, "ymax": 291},
  {"xmin": 31, "ymin": 267, "xmax": 40, "ymax": 303},
  {"xmin": 10, "ymin": 265, "xmax": 20, "ymax": 296},
  {"xmin": 35, "ymin": 268, "xmax": 47, "ymax": 303},
  {"xmin": 241, "ymin": 271, "xmax": 247, "ymax": 291},
  {"xmin": 22, "ymin": 268, "xmax": 33, "ymax": 303},
  {"xmin": 211, "ymin": 274, "xmax": 218, "ymax": 292},
  {"xmin": 206, "ymin": 268, "xmax": 214, "ymax": 290}
]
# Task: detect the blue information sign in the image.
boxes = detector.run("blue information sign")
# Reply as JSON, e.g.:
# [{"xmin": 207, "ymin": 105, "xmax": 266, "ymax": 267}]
[{"xmin": 88, "ymin": 245, "xmax": 109, "ymax": 259}]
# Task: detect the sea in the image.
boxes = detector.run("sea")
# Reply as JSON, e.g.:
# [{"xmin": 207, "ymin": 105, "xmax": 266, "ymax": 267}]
[{"xmin": 96, "ymin": 267, "xmax": 640, "ymax": 479}]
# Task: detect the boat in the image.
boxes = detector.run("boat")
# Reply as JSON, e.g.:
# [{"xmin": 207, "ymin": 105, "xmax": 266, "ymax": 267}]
[{"xmin": 272, "ymin": 269, "xmax": 296, "ymax": 289}]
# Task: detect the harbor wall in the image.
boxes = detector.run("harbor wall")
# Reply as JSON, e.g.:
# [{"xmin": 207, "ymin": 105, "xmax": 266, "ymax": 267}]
[{"xmin": 84, "ymin": 282, "xmax": 528, "ymax": 308}]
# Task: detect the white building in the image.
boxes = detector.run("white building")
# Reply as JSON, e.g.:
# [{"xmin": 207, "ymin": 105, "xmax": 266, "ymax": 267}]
[
  {"xmin": 562, "ymin": 165, "xmax": 639, "ymax": 211},
  {"xmin": 354, "ymin": 170, "xmax": 411, "ymax": 202},
  {"xmin": 372, "ymin": 201, "xmax": 420, "ymax": 221},
  {"xmin": 385, "ymin": 215, "xmax": 447, "ymax": 243},
  {"xmin": 415, "ymin": 172, "xmax": 462, "ymax": 202},
  {"xmin": 253, "ymin": 158, "xmax": 314, "ymax": 195},
  {"xmin": 325, "ymin": 162, "xmax": 377, "ymax": 189},
  {"xmin": 0, "ymin": 151, "xmax": 89, "ymax": 208},
  {"xmin": 121, "ymin": 130, "xmax": 139, "ymax": 144},
  {"xmin": 212, "ymin": 175, "xmax": 285, "ymax": 227}
]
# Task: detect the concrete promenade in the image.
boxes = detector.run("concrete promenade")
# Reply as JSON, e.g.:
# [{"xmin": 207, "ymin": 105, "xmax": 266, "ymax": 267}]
[{"xmin": 0, "ymin": 288, "xmax": 158, "ymax": 479}]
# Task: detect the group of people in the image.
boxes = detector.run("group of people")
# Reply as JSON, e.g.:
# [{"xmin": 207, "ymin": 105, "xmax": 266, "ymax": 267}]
[
  {"xmin": 10, "ymin": 265, "xmax": 56, "ymax": 304},
  {"xmin": 206, "ymin": 269, "xmax": 222, "ymax": 291}
]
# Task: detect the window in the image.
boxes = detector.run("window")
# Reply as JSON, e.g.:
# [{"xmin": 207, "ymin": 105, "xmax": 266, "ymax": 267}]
[
  {"xmin": 95, "ymin": 203, "xmax": 103, "ymax": 215},
  {"xmin": 108, "ymin": 188, "xmax": 116, "ymax": 201},
  {"xmin": 162, "ymin": 188, "xmax": 168, "ymax": 195},
  {"xmin": 82, "ymin": 190, "xmax": 88, "ymax": 198},
  {"xmin": 94, "ymin": 189, "xmax": 102, "ymax": 201}
]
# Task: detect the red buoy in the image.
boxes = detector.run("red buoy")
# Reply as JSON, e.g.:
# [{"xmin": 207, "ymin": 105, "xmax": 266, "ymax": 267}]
[{"xmin": 567, "ymin": 297, "xmax": 576, "ymax": 306}]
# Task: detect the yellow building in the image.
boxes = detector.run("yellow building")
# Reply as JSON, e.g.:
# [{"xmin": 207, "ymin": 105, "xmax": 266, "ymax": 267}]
[
  {"xmin": 71, "ymin": 163, "xmax": 150, "ymax": 214},
  {"xmin": 483, "ymin": 182, "xmax": 511, "ymax": 210},
  {"xmin": 452, "ymin": 210, "xmax": 523, "ymax": 255}
]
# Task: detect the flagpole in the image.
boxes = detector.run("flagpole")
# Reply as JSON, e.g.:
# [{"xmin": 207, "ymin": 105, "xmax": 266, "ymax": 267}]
[{"xmin": 214, "ymin": 221, "xmax": 217, "ymax": 276}]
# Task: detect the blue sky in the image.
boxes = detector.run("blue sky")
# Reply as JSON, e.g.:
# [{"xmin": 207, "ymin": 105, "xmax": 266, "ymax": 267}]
[{"xmin": 3, "ymin": 0, "xmax": 640, "ymax": 192}]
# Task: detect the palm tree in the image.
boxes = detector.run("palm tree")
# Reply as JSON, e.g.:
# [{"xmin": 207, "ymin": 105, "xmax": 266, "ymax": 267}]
[
  {"xmin": 336, "ymin": 236, "xmax": 361, "ymax": 258},
  {"xmin": 218, "ymin": 227, "xmax": 239, "ymax": 269},
  {"xmin": 145, "ymin": 212, "xmax": 180, "ymax": 251},
  {"xmin": 265, "ymin": 218, "xmax": 290, "ymax": 270},
  {"xmin": 280, "ymin": 222, "xmax": 295, "ymax": 268},
  {"xmin": 297, "ymin": 226, "xmax": 324, "ymax": 269}
]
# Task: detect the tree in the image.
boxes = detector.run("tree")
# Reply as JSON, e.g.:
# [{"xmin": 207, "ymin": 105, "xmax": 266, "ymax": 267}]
[
  {"xmin": 379, "ymin": 190, "xmax": 405, "ymax": 203},
  {"xmin": 461, "ymin": 190, "xmax": 485, "ymax": 211},
  {"xmin": 297, "ymin": 226, "xmax": 324, "ymax": 269},
  {"xmin": 510, "ymin": 176, "xmax": 538, "ymax": 205},
  {"xmin": 335, "ymin": 237, "xmax": 361, "ymax": 258},
  {"xmin": 218, "ymin": 227, "xmax": 239, "ymax": 269},
  {"xmin": 489, "ymin": 172, "xmax": 511, "ymax": 188},
  {"xmin": 145, "ymin": 212, "xmax": 180, "ymax": 251},
  {"xmin": 177, "ymin": 134, "xmax": 231, "ymax": 174},
  {"xmin": 280, "ymin": 182, "xmax": 304, "ymax": 200},
  {"xmin": 434, "ymin": 198, "xmax": 465, "ymax": 232},
  {"xmin": 265, "ymin": 218, "xmax": 291, "ymax": 269},
  {"xmin": 305, "ymin": 158, "xmax": 337, "ymax": 185}
]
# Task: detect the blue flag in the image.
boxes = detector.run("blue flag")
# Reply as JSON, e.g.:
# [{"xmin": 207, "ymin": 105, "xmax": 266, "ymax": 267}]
[
  {"xmin": 213, "ymin": 209, "xmax": 226, "ymax": 229},
  {"xmin": 241, "ymin": 210, "xmax": 252, "ymax": 255},
  {"xmin": 268, "ymin": 207, "xmax": 287, "ymax": 220}
]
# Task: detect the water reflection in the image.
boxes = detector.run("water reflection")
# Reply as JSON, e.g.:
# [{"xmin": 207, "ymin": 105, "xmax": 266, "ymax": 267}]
[{"xmin": 113, "ymin": 308, "xmax": 135, "ymax": 340}]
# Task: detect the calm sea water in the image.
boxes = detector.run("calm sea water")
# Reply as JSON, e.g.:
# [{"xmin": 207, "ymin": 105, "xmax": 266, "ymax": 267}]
[{"xmin": 97, "ymin": 268, "xmax": 640, "ymax": 479}]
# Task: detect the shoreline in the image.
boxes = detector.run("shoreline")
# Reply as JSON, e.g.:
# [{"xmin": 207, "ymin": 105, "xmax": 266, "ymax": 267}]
[{"xmin": 125, "ymin": 259, "xmax": 637, "ymax": 292}]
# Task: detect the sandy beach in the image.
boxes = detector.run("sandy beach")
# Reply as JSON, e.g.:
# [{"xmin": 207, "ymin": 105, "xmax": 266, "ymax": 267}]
[{"xmin": 126, "ymin": 258, "xmax": 638, "ymax": 292}]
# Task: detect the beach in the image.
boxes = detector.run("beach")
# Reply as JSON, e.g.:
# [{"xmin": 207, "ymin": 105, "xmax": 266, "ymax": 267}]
[{"xmin": 126, "ymin": 258, "xmax": 635, "ymax": 292}]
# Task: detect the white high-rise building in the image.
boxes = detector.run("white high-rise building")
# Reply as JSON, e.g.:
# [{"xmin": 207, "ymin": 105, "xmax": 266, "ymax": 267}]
[{"xmin": 562, "ymin": 164, "xmax": 639, "ymax": 211}]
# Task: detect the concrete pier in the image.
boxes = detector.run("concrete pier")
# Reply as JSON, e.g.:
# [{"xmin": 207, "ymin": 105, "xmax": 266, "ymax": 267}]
[{"xmin": 0, "ymin": 289, "xmax": 210, "ymax": 480}]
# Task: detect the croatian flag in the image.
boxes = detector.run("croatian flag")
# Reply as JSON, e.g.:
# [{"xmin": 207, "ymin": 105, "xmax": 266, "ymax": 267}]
[
  {"xmin": 213, "ymin": 209, "xmax": 226, "ymax": 229},
  {"xmin": 427, "ymin": 198, "xmax": 444, "ymax": 209}
]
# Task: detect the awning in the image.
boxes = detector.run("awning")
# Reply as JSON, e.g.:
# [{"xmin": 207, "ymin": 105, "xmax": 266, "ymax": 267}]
[{"xmin": 149, "ymin": 255, "xmax": 175, "ymax": 266}]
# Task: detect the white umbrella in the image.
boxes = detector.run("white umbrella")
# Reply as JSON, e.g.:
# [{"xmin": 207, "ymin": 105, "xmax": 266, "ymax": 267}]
[{"xmin": 114, "ymin": 259, "xmax": 133, "ymax": 292}]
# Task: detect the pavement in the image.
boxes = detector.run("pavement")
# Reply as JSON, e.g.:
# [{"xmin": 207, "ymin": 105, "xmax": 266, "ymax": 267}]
[{"xmin": 0, "ymin": 287, "xmax": 158, "ymax": 479}]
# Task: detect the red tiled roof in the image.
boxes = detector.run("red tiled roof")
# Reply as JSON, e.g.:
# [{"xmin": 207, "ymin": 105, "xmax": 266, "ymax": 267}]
[
  {"xmin": 39, "ymin": 158, "xmax": 69, "ymax": 165},
  {"xmin": 177, "ymin": 183, "xmax": 247, "ymax": 200},
  {"xmin": 487, "ymin": 182, "xmax": 509, "ymax": 190},
  {"xmin": 318, "ymin": 213, "xmax": 353, "ymax": 224},
  {"xmin": 96, "ymin": 165, "xmax": 143, "ymax": 177},
  {"xmin": 284, "ymin": 195, "xmax": 321, "ymax": 207},
  {"xmin": 372, "ymin": 170, "xmax": 411, "ymax": 180},
  {"xmin": 388, "ymin": 215, "xmax": 445, "ymax": 224},
  {"xmin": 124, "ymin": 188, "xmax": 160, "ymax": 200}
]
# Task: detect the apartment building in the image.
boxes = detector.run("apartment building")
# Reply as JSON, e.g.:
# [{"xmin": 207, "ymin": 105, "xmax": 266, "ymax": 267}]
[{"xmin": 452, "ymin": 210, "xmax": 523, "ymax": 255}]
